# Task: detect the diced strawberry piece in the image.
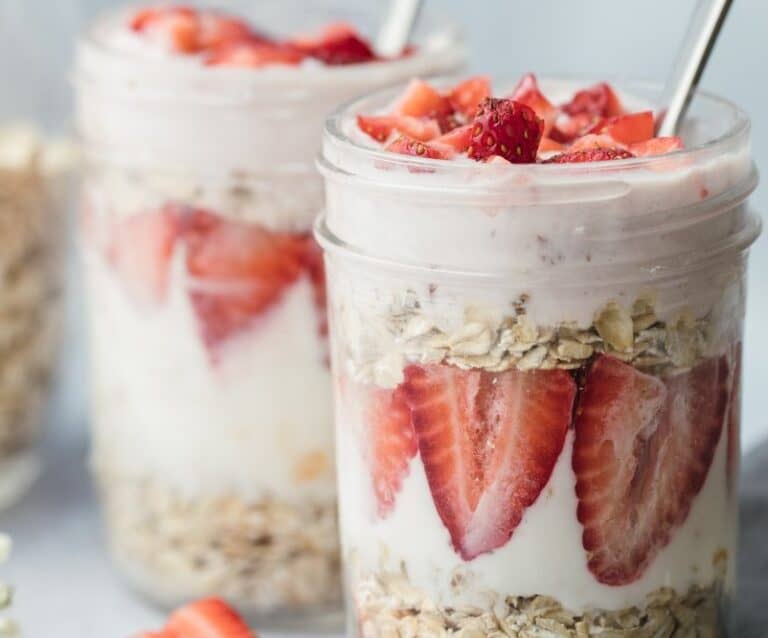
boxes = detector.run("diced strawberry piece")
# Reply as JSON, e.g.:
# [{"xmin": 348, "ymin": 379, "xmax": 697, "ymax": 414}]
[
  {"xmin": 183, "ymin": 210, "xmax": 305, "ymax": 350},
  {"xmin": 629, "ymin": 136, "xmax": 685, "ymax": 157},
  {"xmin": 573, "ymin": 355, "xmax": 728, "ymax": 585},
  {"xmin": 568, "ymin": 134, "xmax": 626, "ymax": 153},
  {"xmin": 385, "ymin": 135, "xmax": 451, "ymax": 159},
  {"xmin": 467, "ymin": 98, "xmax": 543, "ymax": 164},
  {"xmin": 563, "ymin": 82, "xmax": 624, "ymax": 118},
  {"xmin": 403, "ymin": 364, "xmax": 575, "ymax": 560},
  {"xmin": 292, "ymin": 22, "xmax": 376, "ymax": 65},
  {"xmin": 130, "ymin": 6, "xmax": 201, "ymax": 53},
  {"xmin": 448, "ymin": 76, "xmax": 491, "ymax": 119},
  {"xmin": 538, "ymin": 137, "xmax": 565, "ymax": 153},
  {"xmin": 197, "ymin": 14, "xmax": 260, "ymax": 49},
  {"xmin": 434, "ymin": 125, "xmax": 473, "ymax": 153},
  {"xmin": 362, "ymin": 385, "xmax": 417, "ymax": 517},
  {"xmin": 108, "ymin": 207, "xmax": 180, "ymax": 306},
  {"xmin": 550, "ymin": 113, "xmax": 601, "ymax": 144},
  {"xmin": 509, "ymin": 73, "xmax": 557, "ymax": 133},
  {"xmin": 544, "ymin": 148, "xmax": 635, "ymax": 164},
  {"xmin": 357, "ymin": 114, "xmax": 441, "ymax": 143},
  {"xmin": 166, "ymin": 597, "xmax": 255, "ymax": 637},
  {"xmin": 594, "ymin": 111, "xmax": 654, "ymax": 145},
  {"xmin": 205, "ymin": 41, "xmax": 305, "ymax": 67},
  {"xmin": 395, "ymin": 79, "xmax": 454, "ymax": 119}
]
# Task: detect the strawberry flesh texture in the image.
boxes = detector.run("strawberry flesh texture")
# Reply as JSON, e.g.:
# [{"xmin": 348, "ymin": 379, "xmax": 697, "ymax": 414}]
[
  {"xmin": 108, "ymin": 207, "xmax": 180, "ymax": 306},
  {"xmin": 562, "ymin": 82, "xmax": 624, "ymax": 118},
  {"xmin": 295, "ymin": 23, "xmax": 376, "ymax": 65},
  {"xmin": 183, "ymin": 210, "xmax": 306, "ymax": 350},
  {"xmin": 434, "ymin": 125, "xmax": 473, "ymax": 153},
  {"xmin": 593, "ymin": 111, "xmax": 654, "ymax": 146},
  {"xmin": 468, "ymin": 98, "xmax": 543, "ymax": 164},
  {"xmin": 403, "ymin": 364, "xmax": 575, "ymax": 560},
  {"xmin": 166, "ymin": 597, "xmax": 254, "ymax": 638},
  {"xmin": 629, "ymin": 136, "xmax": 684, "ymax": 157},
  {"xmin": 206, "ymin": 41, "xmax": 305, "ymax": 67},
  {"xmin": 363, "ymin": 385, "xmax": 417, "ymax": 517},
  {"xmin": 509, "ymin": 73, "xmax": 557, "ymax": 135},
  {"xmin": 544, "ymin": 148, "xmax": 635, "ymax": 164},
  {"xmin": 385, "ymin": 135, "xmax": 452, "ymax": 159},
  {"xmin": 573, "ymin": 354, "xmax": 728, "ymax": 585},
  {"xmin": 357, "ymin": 114, "xmax": 441, "ymax": 143},
  {"xmin": 448, "ymin": 76, "xmax": 491, "ymax": 119}
]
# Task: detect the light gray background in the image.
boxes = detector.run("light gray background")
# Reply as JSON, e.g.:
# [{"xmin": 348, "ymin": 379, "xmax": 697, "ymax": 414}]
[{"xmin": 0, "ymin": 1, "xmax": 766, "ymax": 636}]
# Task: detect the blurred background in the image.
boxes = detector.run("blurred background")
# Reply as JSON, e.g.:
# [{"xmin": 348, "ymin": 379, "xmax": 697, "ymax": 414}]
[{"xmin": 0, "ymin": 0, "xmax": 765, "ymax": 635}]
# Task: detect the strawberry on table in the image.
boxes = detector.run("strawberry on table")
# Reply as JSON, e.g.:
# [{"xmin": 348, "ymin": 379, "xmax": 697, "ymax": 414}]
[
  {"xmin": 183, "ymin": 210, "xmax": 306, "ymax": 350},
  {"xmin": 362, "ymin": 385, "xmax": 417, "ymax": 517},
  {"xmin": 467, "ymin": 98, "xmax": 544, "ymax": 164},
  {"xmin": 448, "ymin": 76, "xmax": 491, "ymax": 119},
  {"xmin": 165, "ymin": 597, "xmax": 256, "ymax": 637},
  {"xmin": 573, "ymin": 354, "xmax": 729, "ymax": 586},
  {"xmin": 108, "ymin": 206, "xmax": 180, "ymax": 306},
  {"xmin": 403, "ymin": 364, "xmax": 575, "ymax": 560}
]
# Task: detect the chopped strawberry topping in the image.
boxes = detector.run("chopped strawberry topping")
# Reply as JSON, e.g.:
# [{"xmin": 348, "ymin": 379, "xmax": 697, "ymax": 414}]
[
  {"xmin": 544, "ymin": 148, "xmax": 635, "ymax": 164},
  {"xmin": 434, "ymin": 125, "xmax": 473, "ymax": 153},
  {"xmin": 357, "ymin": 114, "xmax": 441, "ymax": 143},
  {"xmin": 567, "ymin": 134, "xmax": 626, "ymax": 153},
  {"xmin": 183, "ymin": 210, "xmax": 306, "ymax": 350},
  {"xmin": 165, "ymin": 597, "xmax": 255, "ymax": 637},
  {"xmin": 467, "ymin": 98, "xmax": 543, "ymax": 164},
  {"xmin": 292, "ymin": 22, "xmax": 376, "ymax": 65},
  {"xmin": 395, "ymin": 79, "xmax": 454, "ymax": 119},
  {"xmin": 403, "ymin": 364, "xmax": 575, "ymax": 559},
  {"xmin": 562, "ymin": 82, "xmax": 624, "ymax": 118},
  {"xmin": 385, "ymin": 135, "xmax": 452, "ymax": 159},
  {"xmin": 509, "ymin": 73, "xmax": 557, "ymax": 133},
  {"xmin": 362, "ymin": 385, "xmax": 417, "ymax": 517},
  {"xmin": 594, "ymin": 111, "xmax": 654, "ymax": 146},
  {"xmin": 448, "ymin": 76, "xmax": 491, "ymax": 119},
  {"xmin": 206, "ymin": 40, "xmax": 305, "ymax": 67},
  {"xmin": 629, "ymin": 136, "xmax": 685, "ymax": 157},
  {"xmin": 108, "ymin": 207, "xmax": 180, "ymax": 306},
  {"xmin": 573, "ymin": 355, "xmax": 728, "ymax": 585}
]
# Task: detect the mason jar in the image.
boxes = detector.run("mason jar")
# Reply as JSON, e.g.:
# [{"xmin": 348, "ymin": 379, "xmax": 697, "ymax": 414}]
[
  {"xmin": 73, "ymin": 0, "xmax": 463, "ymax": 624},
  {"xmin": 317, "ymin": 78, "xmax": 760, "ymax": 638}
]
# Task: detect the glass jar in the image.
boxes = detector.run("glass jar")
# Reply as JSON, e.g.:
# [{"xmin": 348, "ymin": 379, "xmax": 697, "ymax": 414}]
[
  {"xmin": 73, "ymin": 0, "xmax": 463, "ymax": 624},
  {"xmin": 317, "ymin": 78, "xmax": 760, "ymax": 638}
]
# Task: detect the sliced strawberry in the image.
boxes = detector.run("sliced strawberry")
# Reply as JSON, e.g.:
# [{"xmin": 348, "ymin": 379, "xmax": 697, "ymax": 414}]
[
  {"xmin": 395, "ymin": 79, "xmax": 454, "ymax": 119},
  {"xmin": 434, "ymin": 125, "xmax": 473, "ymax": 153},
  {"xmin": 544, "ymin": 148, "xmax": 635, "ymax": 164},
  {"xmin": 568, "ymin": 133, "xmax": 626, "ymax": 153},
  {"xmin": 183, "ymin": 210, "xmax": 305, "ymax": 350},
  {"xmin": 357, "ymin": 114, "xmax": 441, "ymax": 143},
  {"xmin": 538, "ymin": 137, "xmax": 565, "ymax": 153},
  {"xmin": 131, "ymin": 6, "xmax": 201, "ymax": 53},
  {"xmin": 594, "ymin": 111, "xmax": 654, "ymax": 146},
  {"xmin": 108, "ymin": 207, "xmax": 180, "ymax": 306},
  {"xmin": 205, "ymin": 41, "xmax": 305, "ymax": 67},
  {"xmin": 467, "ymin": 98, "xmax": 543, "ymax": 164},
  {"xmin": 292, "ymin": 22, "xmax": 376, "ymax": 65},
  {"xmin": 629, "ymin": 136, "xmax": 685, "ymax": 157},
  {"xmin": 403, "ymin": 364, "xmax": 575, "ymax": 560},
  {"xmin": 448, "ymin": 76, "xmax": 491, "ymax": 119},
  {"xmin": 197, "ymin": 13, "xmax": 260, "ymax": 49},
  {"xmin": 574, "ymin": 355, "xmax": 728, "ymax": 586},
  {"xmin": 509, "ymin": 73, "xmax": 557, "ymax": 133},
  {"xmin": 166, "ymin": 597, "xmax": 255, "ymax": 638},
  {"xmin": 550, "ymin": 112, "xmax": 601, "ymax": 144},
  {"xmin": 562, "ymin": 82, "xmax": 624, "ymax": 118},
  {"xmin": 362, "ymin": 384, "xmax": 417, "ymax": 517},
  {"xmin": 385, "ymin": 134, "xmax": 451, "ymax": 159}
]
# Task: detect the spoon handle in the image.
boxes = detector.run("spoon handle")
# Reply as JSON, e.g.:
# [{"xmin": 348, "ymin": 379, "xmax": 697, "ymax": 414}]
[
  {"xmin": 376, "ymin": 0, "xmax": 424, "ymax": 58},
  {"xmin": 656, "ymin": 0, "xmax": 733, "ymax": 136}
]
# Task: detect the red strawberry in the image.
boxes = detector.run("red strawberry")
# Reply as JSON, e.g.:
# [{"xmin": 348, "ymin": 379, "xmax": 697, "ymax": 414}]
[
  {"xmin": 362, "ymin": 385, "xmax": 417, "ymax": 517},
  {"xmin": 549, "ymin": 112, "xmax": 601, "ymax": 143},
  {"xmin": 205, "ymin": 41, "xmax": 305, "ymax": 67},
  {"xmin": 108, "ymin": 207, "xmax": 180, "ymax": 306},
  {"xmin": 573, "ymin": 355, "xmax": 728, "ymax": 586},
  {"xmin": 356, "ymin": 114, "xmax": 441, "ymax": 143},
  {"xmin": 293, "ymin": 23, "xmax": 376, "ymax": 65},
  {"xmin": 434, "ymin": 125, "xmax": 473, "ymax": 153},
  {"xmin": 544, "ymin": 148, "xmax": 635, "ymax": 164},
  {"xmin": 629, "ymin": 136, "xmax": 684, "ymax": 157},
  {"xmin": 197, "ymin": 13, "xmax": 258, "ymax": 49},
  {"xmin": 568, "ymin": 133, "xmax": 626, "ymax": 153},
  {"xmin": 395, "ymin": 79, "xmax": 454, "ymax": 119},
  {"xmin": 183, "ymin": 210, "xmax": 305, "ymax": 350},
  {"xmin": 538, "ymin": 137, "xmax": 565, "ymax": 153},
  {"xmin": 131, "ymin": 6, "xmax": 201, "ymax": 53},
  {"xmin": 385, "ymin": 135, "xmax": 451, "ymax": 159},
  {"xmin": 594, "ymin": 111, "xmax": 654, "ymax": 146},
  {"xmin": 509, "ymin": 73, "xmax": 557, "ymax": 132},
  {"xmin": 562, "ymin": 82, "xmax": 624, "ymax": 118},
  {"xmin": 467, "ymin": 98, "xmax": 543, "ymax": 164},
  {"xmin": 448, "ymin": 76, "xmax": 491, "ymax": 119},
  {"xmin": 166, "ymin": 597, "xmax": 255, "ymax": 637},
  {"xmin": 403, "ymin": 364, "xmax": 575, "ymax": 560}
]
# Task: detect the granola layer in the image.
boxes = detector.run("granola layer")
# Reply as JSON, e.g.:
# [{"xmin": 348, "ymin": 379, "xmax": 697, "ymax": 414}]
[
  {"xmin": 355, "ymin": 568, "xmax": 726, "ymax": 638},
  {"xmin": 98, "ymin": 475, "xmax": 341, "ymax": 612}
]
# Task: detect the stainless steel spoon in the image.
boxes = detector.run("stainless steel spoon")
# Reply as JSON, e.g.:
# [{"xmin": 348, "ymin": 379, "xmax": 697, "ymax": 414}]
[
  {"xmin": 656, "ymin": 0, "xmax": 733, "ymax": 136},
  {"xmin": 376, "ymin": 0, "xmax": 424, "ymax": 58}
]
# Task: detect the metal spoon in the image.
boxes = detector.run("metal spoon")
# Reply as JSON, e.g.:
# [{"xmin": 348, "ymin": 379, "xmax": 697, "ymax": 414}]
[
  {"xmin": 655, "ymin": 0, "xmax": 733, "ymax": 136},
  {"xmin": 376, "ymin": 0, "xmax": 424, "ymax": 58}
]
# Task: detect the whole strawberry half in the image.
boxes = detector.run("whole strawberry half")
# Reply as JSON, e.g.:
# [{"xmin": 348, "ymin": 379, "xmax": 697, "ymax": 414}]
[
  {"xmin": 361, "ymin": 384, "xmax": 418, "ymax": 517},
  {"xmin": 403, "ymin": 364, "xmax": 576, "ymax": 560},
  {"xmin": 544, "ymin": 148, "xmax": 635, "ymax": 164},
  {"xmin": 467, "ymin": 98, "xmax": 543, "ymax": 164},
  {"xmin": 573, "ymin": 354, "xmax": 729, "ymax": 586},
  {"xmin": 183, "ymin": 210, "xmax": 307, "ymax": 352}
]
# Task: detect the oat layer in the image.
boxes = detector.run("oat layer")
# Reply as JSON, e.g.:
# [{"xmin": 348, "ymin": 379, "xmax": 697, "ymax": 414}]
[{"xmin": 98, "ymin": 476, "xmax": 342, "ymax": 613}]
